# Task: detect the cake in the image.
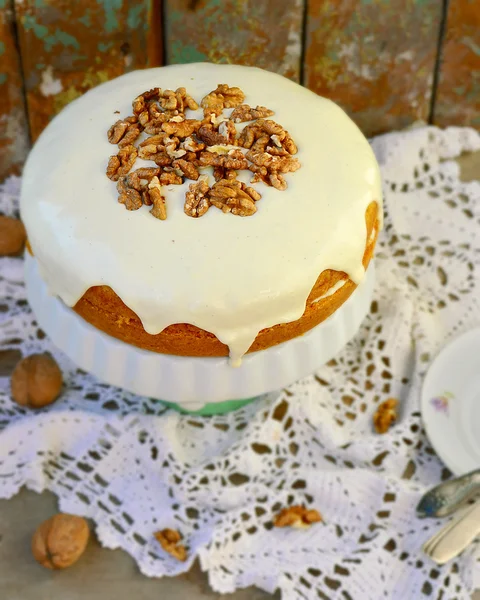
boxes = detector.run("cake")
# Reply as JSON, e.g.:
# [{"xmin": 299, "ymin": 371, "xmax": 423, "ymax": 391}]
[{"xmin": 20, "ymin": 63, "xmax": 382, "ymax": 366}]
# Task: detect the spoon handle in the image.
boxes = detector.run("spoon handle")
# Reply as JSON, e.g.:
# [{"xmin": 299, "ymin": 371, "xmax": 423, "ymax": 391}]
[
  {"xmin": 417, "ymin": 469, "xmax": 480, "ymax": 518},
  {"xmin": 423, "ymin": 502, "xmax": 480, "ymax": 564}
]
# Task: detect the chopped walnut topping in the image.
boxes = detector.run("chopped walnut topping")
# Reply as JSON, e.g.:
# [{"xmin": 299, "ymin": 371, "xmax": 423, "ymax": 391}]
[
  {"xmin": 106, "ymin": 145, "xmax": 138, "ymax": 181},
  {"xmin": 274, "ymin": 506, "xmax": 323, "ymax": 529},
  {"xmin": 246, "ymin": 151, "xmax": 300, "ymax": 173},
  {"xmin": 205, "ymin": 144, "xmax": 238, "ymax": 155},
  {"xmin": 201, "ymin": 83, "xmax": 245, "ymax": 117},
  {"xmin": 154, "ymin": 529, "xmax": 187, "ymax": 562},
  {"xmin": 106, "ymin": 155, "xmax": 120, "ymax": 180},
  {"xmin": 209, "ymin": 179, "xmax": 259, "ymax": 216},
  {"xmin": 247, "ymin": 150, "xmax": 300, "ymax": 190},
  {"xmin": 184, "ymin": 179, "xmax": 211, "ymax": 218},
  {"xmin": 144, "ymin": 117, "xmax": 169, "ymax": 134},
  {"xmin": 197, "ymin": 124, "xmax": 229, "ymax": 147},
  {"xmin": 230, "ymin": 104, "xmax": 275, "ymax": 123},
  {"xmin": 139, "ymin": 134, "xmax": 166, "ymax": 148},
  {"xmin": 257, "ymin": 119, "xmax": 297, "ymax": 154},
  {"xmin": 154, "ymin": 153, "xmax": 173, "ymax": 167},
  {"xmin": 175, "ymin": 86, "xmax": 199, "ymax": 111},
  {"xmin": 117, "ymin": 178, "xmax": 142, "ymax": 211},
  {"xmin": 213, "ymin": 166, "xmax": 237, "ymax": 182},
  {"xmin": 134, "ymin": 167, "xmax": 161, "ymax": 180},
  {"xmin": 132, "ymin": 88, "xmax": 160, "ymax": 117},
  {"xmin": 218, "ymin": 119, "xmax": 237, "ymax": 144},
  {"xmin": 373, "ymin": 398, "xmax": 398, "ymax": 434},
  {"xmin": 162, "ymin": 119, "xmax": 201, "ymax": 138},
  {"xmin": 182, "ymin": 136, "xmax": 205, "ymax": 153},
  {"xmin": 106, "ymin": 81, "xmax": 300, "ymax": 219},
  {"xmin": 199, "ymin": 149, "xmax": 248, "ymax": 170},
  {"xmin": 212, "ymin": 84, "xmax": 245, "ymax": 108},
  {"xmin": 251, "ymin": 134, "xmax": 270, "ymax": 154},
  {"xmin": 266, "ymin": 145, "xmax": 290, "ymax": 157},
  {"xmin": 159, "ymin": 171, "xmax": 183, "ymax": 186},
  {"xmin": 165, "ymin": 136, "xmax": 187, "ymax": 159},
  {"xmin": 239, "ymin": 119, "xmax": 297, "ymax": 155},
  {"xmin": 107, "ymin": 119, "xmax": 129, "ymax": 144},
  {"xmin": 125, "ymin": 167, "xmax": 160, "ymax": 191},
  {"xmin": 147, "ymin": 177, "xmax": 167, "ymax": 220},
  {"xmin": 117, "ymin": 123, "xmax": 141, "ymax": 148},
  {"xmin": 173, "ymin": 158, "xmax": 199, "ymax": 181}
]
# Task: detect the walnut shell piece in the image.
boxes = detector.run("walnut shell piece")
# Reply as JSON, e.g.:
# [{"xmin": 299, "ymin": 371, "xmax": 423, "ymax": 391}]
[
  {"xmin": 0, "ymin": 215, "xmax": 26, "ymax": 256},
  {"xmin": 274, "ymin": 505, "xmax": 323, "ymax": 529},
  {"xmin": 11, "ymin": 353, "xmax": 63, "ymax": 408},
  {"xmin": 154, "ymin": 528, "xmax": 188, "ymax": 562},
  {"xmin": 31, "ymin": 514, "xmax": 90, "ymax": 569},
  {"xmin": 373, "ymin": 398, "xmax": 399, "ymax": 434}
]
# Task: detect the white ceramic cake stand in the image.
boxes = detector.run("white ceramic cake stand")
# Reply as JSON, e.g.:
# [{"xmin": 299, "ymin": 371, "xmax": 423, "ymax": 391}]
[{"xmin": 25, "ymin": 254, "xmax": 375, "ymax": 413}]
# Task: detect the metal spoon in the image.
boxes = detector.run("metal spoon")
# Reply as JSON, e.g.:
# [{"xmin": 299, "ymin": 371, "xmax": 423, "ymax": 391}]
[
  {"xmin": 423, "ymin": 501, "xmax": 480, "ymax": 564},
  {"xmin": 417, "ymin": 468, "xmax": 480, "ymax": 518}
]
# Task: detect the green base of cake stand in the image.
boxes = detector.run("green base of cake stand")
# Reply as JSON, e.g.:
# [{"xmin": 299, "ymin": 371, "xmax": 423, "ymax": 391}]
[{"xmin": 159, "ymin": 396, "xmax": 258, "ymax": 415}]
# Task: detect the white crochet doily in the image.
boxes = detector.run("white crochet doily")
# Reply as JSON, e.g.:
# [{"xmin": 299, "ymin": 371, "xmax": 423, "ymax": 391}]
[{"xmin": 1, "ymin": 126, "xmax": 479, "ymax": 599}]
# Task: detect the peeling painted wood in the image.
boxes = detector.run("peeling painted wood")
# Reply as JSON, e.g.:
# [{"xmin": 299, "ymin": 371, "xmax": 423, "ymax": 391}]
[
  {"xmin": 14, "ymin": 0, "xmax": 161, "ymax": 142},
  {"xmin": 304, "ymin": 0, "xmax": 443, "ymax": 136},
  {"xmin": 434, "ymin": 0, "xmax": 480, "ymax": 129},
  {"xmin": 0, "ymin": 0, "xmax": 30, "ymax": 179},
  {"xmin": 164, "ymin": 0, "xmax": 304, "ymax": 81}
]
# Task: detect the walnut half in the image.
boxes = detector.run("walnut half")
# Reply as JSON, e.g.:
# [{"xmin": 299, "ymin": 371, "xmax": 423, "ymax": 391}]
[
  {"xmin": 274, "ymin": 505, "xmax": 323, "ymax": 529},
  {"xmin": 154, "ymin": 528, "xmax": 188, "ymax": 562},
  {"xmin": 373, "ymin": 398, "xmax": 398, "ymax": 434}
]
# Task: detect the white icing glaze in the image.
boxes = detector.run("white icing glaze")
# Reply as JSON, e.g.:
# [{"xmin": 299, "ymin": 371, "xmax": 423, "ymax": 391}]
[
  {"xmin": 311, "ymin": 279, "xmax": 347, "ymax": 304},
  {"xmin": 20, "ymin": 63, "xmax": 382, "ymax": 365}
]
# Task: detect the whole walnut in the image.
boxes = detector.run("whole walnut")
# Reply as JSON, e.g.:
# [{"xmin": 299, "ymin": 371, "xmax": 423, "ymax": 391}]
[
  {"xmin": 11, "ymin": 353, "xmax": 63, "ymax": 408},
  {"xmin": 0, "ymin": 215, "xmax": 26, "ymax": 256},
  {"xmin": 32, "ymin": 514, "xmax": 90, "ymax": 569}
]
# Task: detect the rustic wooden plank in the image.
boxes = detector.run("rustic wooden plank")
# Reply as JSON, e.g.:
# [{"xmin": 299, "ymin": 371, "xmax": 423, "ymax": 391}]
[
  {"xmin": 164, "ymin": 0, "xmax": 304, "ymax": 81},
  {"xmin": 14, "ymin": 0, "xmax": 161, "ymax": 142},
  {"xmin": 304, "ymin": 0, "xmax": 443, "ymax": 136},
  {"xmin": 434, "ymin": 0, "xmax": 480, "ymax": 129},
  {"xmin": 0, "ymin": 0, "xmax": 30, "ymax": 179}
]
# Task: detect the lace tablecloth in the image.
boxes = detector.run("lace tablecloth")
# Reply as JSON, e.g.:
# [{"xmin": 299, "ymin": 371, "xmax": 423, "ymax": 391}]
[{"xmin": 1, "ymin": 126, "xmax": 479, "ymax": 599}]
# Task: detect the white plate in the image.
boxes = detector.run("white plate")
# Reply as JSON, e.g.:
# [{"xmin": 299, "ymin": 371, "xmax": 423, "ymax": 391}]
[
  {"xmin": 421, "ymin": 328, "xmax": 480, "ymax": 475},
  {"xmin": 25, "ymin": 254, "xmax": 374, "ymax": 409}
]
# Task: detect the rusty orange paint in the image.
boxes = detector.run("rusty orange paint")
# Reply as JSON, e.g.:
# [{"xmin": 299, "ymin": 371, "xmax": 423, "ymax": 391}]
[
  {"xmin": 0, "ymin": 0, "xmax": 30, "ymax": 179},
  {"xmin": 165, "ymin": 0, "xmax": 304, "ymax": 82},
  {"xmin": 434, "ymin": 0, "xmax": 480, "ymax": 129},
  {"xmin": 14, "ymin": 0, "xmax": 161, "ymax": 142},
  {"xmin": 304, "ymin": 0, "xmax": 443, "ymax": 136}
]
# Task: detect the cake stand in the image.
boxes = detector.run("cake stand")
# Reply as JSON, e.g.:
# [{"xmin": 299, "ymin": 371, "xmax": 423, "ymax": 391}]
[{"xmin": 25, "ymin": 254, "xmax": 375, "ymax": 414}]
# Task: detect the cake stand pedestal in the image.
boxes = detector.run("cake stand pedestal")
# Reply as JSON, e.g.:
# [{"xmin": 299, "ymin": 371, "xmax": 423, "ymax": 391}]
[{"xmin": 25, "ymin": 255, "xmax": 375, "ymax": 414}]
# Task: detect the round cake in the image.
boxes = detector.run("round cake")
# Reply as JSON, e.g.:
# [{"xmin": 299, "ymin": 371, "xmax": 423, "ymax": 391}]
[{"xmin": 20, "ymin": 63, "xmax": 382, "ymax": 366}]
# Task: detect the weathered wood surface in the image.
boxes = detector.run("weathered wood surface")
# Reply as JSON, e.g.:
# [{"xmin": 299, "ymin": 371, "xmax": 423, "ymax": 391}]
[
  {"xmin": 0, "ymin": 0, "xmax": 30, "ymax": 179},
  {"xmin": 304, "ymin": 0, "xmax": 443, "ymax": 136},
  {"xmin": 14, "ymin": 0, "xmax": 161, "ymax": 142},
  {"xmin": 164, "ymin": 0, "xmax": 304, "ymax": 82},
  {"xmin": 434, "ymin": 0, "xmax": 480, "ymax": 129}
]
